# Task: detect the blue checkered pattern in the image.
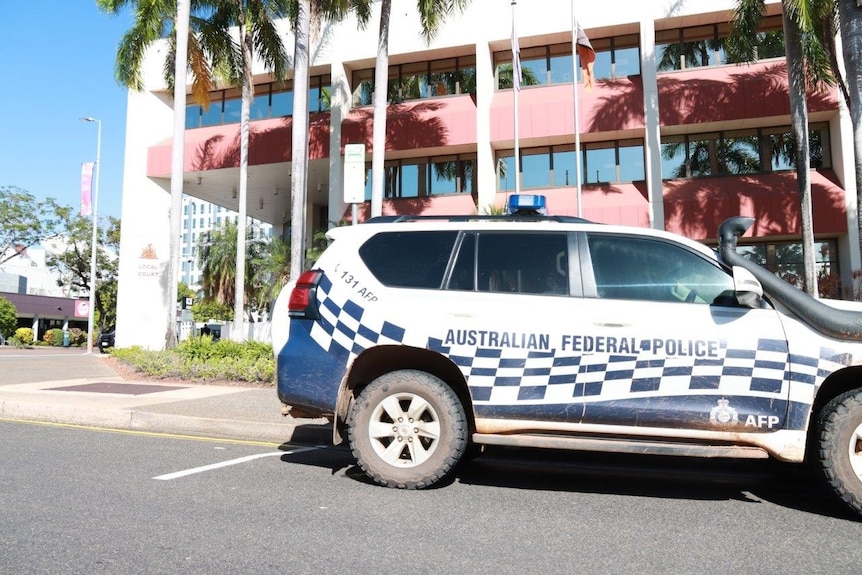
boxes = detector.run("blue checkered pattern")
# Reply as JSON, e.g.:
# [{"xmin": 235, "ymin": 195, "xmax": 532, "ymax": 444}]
[
  {"xmin": 310, "ymin": 274, "xmax": 406, "ymax": 356},
  {"xmin": 428, "ymin": 336, "xmax": 811, "ymax": 405},
  {"xmin": 308, "ymin": 273, "xmax": 851, "ymax": 407}
]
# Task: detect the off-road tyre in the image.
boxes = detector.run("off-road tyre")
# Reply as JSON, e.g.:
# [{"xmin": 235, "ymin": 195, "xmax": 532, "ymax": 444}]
[
  {"xmin": 817, "ymin": 388, "xmax": 862, "ymax": 516},
  {"xmin": 347, "ymin": 370, "xmax": 468, "ymax": 489}
]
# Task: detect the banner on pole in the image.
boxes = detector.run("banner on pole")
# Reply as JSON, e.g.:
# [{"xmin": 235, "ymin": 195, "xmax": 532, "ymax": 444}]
[
  {"xmin": 80, "ymin": 162, "xmax": 94, "ymax": 216},
  {"xmin": 575, "ymin": 23, "xmax": 596, "ymax": 91}
]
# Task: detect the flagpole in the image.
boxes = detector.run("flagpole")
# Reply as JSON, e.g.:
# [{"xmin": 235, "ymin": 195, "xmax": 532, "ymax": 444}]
[
  {"xmin": 512, "ymin": 0, "xmax": 520, "ymax": 196},
  {"xmin": 571, "ymin": 0, "xmax": 583, "ymax": 217}
]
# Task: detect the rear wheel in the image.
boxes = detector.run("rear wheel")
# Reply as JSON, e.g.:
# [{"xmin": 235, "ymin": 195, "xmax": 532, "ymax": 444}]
[
  {"xmin": 347, "ymin": 370, "xmax": 468, "ymax": 489},
  {"xmin": 817, "ymin": 389, "xmax": 862, "ymax": 516}
]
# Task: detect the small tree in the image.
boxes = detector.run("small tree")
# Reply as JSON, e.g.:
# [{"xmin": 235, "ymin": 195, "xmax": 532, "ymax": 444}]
[
  {"xmin": 0, "ymin": 186, "xmax": 64, "ymax": 265},
  {"xmin": 191, "ymin": 299, "xmax": 233, "ymax": 323},
  {"xmin": 0, "ymin": 296, "xmax": 17, "ymax": 338}
]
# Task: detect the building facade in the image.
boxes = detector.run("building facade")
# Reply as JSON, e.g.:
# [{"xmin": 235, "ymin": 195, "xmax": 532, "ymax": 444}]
[
  {"xmin": 0, "ymin": 247, "xmax": 88, "ymax": 341},
  {"xmin": 115, "ymin": 0, "xmax": 859, "ymax": 350}
]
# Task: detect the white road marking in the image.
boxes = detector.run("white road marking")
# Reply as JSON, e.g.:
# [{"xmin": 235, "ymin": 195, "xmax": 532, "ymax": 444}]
[{"xmin": 153, "ymin": 447, "xmax": 318, "ymax": 480}]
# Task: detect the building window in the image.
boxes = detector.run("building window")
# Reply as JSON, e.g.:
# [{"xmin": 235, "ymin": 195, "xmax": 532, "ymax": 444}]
[
  {"xmin": 656, "ymin": 15, "xmax": 784, "ymax": 72},
  {"xmin": 351, "ymin": 55, "xmax": 477, "ymax": 107},
  {"xmin": 185, "ymin": 75, "xmax": 332, "ymax": 128},
  {"xmin": 363, "ymin": 154, "xmax": 477, "ymax": 200},
  {"xmin": 495, "ymin": 34, "xmax": 641, "ymax": 90},
  {"xmin": 737, "ymin": 239, "xmax": 840, "ymax": 298},
  {"xmin": 661, "ymin": 123, "xmax": 830, "ymax": 179},
  {"xmin": 497, "ymin": 140, "xmax": 646, "ymax": 191}
]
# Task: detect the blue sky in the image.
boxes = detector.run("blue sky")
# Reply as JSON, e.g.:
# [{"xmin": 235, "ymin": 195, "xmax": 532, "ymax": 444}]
[{"xmin": 0, "ymin": 2, "xmax": 135, "ymax": 220}]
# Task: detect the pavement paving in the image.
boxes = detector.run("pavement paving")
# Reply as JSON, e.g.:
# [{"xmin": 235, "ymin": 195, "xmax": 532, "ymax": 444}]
[{"xmin": 0, "ymin": 345, "xmax": 331, "ymax": 445}]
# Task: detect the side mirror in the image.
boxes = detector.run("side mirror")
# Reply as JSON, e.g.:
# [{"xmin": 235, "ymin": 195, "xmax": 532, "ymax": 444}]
[{"xmin": 732, "ymin": 266, "xmax": 763, "ymax": 307}]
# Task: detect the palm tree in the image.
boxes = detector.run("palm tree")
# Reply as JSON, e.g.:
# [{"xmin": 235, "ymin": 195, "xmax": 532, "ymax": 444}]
[
  {"xmin": 98, "ymin": 0, "xmax": 208, "ymax": 348},
  {"xmin": 369, "ymin": 0, "xmax": 471, "ymax": 217},
  {"xmin": 730, "ymin": 0, "xmax": 836, "ymax": 296},
  {"xmin": 250, "ymin": 235, "xmax": 291, "ymax": 318},
  {"xmin": 197, "ymin": 1, "xmax": 290, "ymax": 337},
  {"xmin": 287, "ymin": 0, "xmax": 372, "ymax": 279},
  {"xmin": 96, "ymin": 0, "xmax": 218, "ymax": 107},
  {"xmin": 198, "ymin": 221, "xmax": 268, "ymax": 320}
]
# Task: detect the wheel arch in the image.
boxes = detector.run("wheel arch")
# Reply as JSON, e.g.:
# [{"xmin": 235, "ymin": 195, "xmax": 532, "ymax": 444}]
[
  {"xmin": 334, "ymin": 345, "xmax": 474, "ymax": 443},
  {"xmin": 806, "ymin": 365, "xmax": 862, "ymax": 459}
]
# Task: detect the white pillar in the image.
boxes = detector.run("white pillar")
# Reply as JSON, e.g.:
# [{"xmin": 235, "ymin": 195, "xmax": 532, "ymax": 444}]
[
  {"xmin": 475, "ymin": 39, "xmax": 495, "ymax": 212},
  {"xmin": 329, "ymin": 59, "xmax": 349, "ymax": 226},
  {"xmin": 639, "ymin": 17, "xmax": 664, "ymax": 230}
]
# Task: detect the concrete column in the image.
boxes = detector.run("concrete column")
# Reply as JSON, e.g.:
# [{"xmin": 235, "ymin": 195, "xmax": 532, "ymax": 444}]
[
  {"xmin": 475, "ymin": 39, "xmax": 495, "ymax": 213},
  {"xmin": 832, "ymin": 31, "xmax": 862, "ymax": 288},
  {"xmin": 329, "ymin": 59, "xmax": 349, "ymax": 226},
  {"xmin": 639, "ymin": 17, "xmax": 665, "ymax": 230}
]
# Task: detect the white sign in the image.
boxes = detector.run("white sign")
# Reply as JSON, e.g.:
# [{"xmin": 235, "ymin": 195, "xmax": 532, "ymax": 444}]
[{"xmin": 343, "ymin": 143, "xmax": 366, "ymax": 204}]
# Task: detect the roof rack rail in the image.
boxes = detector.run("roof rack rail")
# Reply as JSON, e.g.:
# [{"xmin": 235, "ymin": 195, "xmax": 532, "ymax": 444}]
[{"xmin": 364, "ymin": 214, "xmax": 592, "ymax": 224}]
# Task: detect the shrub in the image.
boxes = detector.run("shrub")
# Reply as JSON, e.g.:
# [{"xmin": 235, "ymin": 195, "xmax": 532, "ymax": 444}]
[
  {"xmin": 44, "ymin": 328, "xmax": 65, "ymax": 346},
  {"xmin": 14, "ymin": 327, "xmax": 34, "ymax": 346},
  {"xmin": 69, "ymin": 328, "xmax": 86, "ymax": 346},
  {"xmin": 112, "ymin": 341, "xmax": 275, "ymax": 385},
  {"xmin": 0, "ymin": 296, "xmax": 16, "ymax": 338}
]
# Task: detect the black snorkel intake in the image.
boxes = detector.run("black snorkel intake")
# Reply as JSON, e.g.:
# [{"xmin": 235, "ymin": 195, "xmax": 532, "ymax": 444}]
[{"xmin": 718, "ymin": 216, "xmax": 862, "ymax": 341}]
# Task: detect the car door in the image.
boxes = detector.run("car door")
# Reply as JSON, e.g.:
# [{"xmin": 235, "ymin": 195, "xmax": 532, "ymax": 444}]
[
  {"xmin": 577, "ymin": 231, "xmax": 791, "ymax": 434},
  {"xmin": 432, "ymin": 230, "xmax": 592, "ymax": 426}
]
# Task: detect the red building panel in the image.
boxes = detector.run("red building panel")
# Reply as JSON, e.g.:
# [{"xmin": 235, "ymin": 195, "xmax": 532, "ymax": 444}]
[
  {"xmin": 663, "ymin": 170, "xmax": 847, "ymax": 240},
  {"xmin": 658, "ymin": 61, "xmax": 838, "ymax": 127},
  {"xmin": 147, "ymin": 114, "xmax": 330, "ymax": 177}
]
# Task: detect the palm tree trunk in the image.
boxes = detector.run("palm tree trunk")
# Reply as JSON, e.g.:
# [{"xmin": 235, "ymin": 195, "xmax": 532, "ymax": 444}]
[
  {"xmin": 370, "ymin": 0, "xmax": 392, "ymax": 218},
  {"xmin": 839, "ymin": 0, "xmax": 862, "ymax": 272},
  {"xmin": 290, "ymin": 0, "xmax": 311, "ymax": 280},
  {"xmin": 234, "ymin": 8, "xmax": 254, "ymax": 339},
  {"xmin": 166, "ymin": 0, "xmax": 191, "ymax": 349},
  {"xmin": 783, "ymin": 3, "xmax": 818, "ymax": 297}
]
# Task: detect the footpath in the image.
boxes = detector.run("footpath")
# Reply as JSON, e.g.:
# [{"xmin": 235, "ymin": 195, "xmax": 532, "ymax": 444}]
[{"xmin": 0, "ymin": 346, "xmax": 330, "ymax": 445}]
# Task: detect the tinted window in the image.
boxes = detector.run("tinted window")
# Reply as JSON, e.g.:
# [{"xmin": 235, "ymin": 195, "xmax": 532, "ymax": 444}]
[
  {"xmin": 448, "ymin": 232, "xmax": 568, "ymax": 295},
  {"xmin": 587, "ymin": 234, "xmax": 734, "ymax": 304},
  {"xmin": 447, "ymin": 234, "xmax": 476, "ymax": 290},
  {"xmin": 360, "ymin": 231, "xmax": 458, "ymax": 289}
]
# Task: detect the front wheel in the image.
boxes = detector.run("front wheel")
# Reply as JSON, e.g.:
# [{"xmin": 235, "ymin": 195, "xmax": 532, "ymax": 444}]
[
  {"xmin": 817, "ymin": 388, "xmax": 862, "ymax": 516},
  {"xmin": 347, "ymin": 370, "xmax": 468, "ymax": 489}
]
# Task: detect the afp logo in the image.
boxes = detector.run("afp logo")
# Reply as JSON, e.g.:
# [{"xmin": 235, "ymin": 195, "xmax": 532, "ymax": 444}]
[
  {"xmin": 709, "ymin": 398, "xmax": 738, "ymax": 426},
  {"xmin": 744, "ymin": 414, "xmax": 780, "ymax": 429}
]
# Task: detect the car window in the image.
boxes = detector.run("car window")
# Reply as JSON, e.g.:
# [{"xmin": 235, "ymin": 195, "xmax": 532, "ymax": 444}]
[
  {"xmin": 587, "ymin": 233, "xmax": 735, "ymax": 304},
  {"xmin": 446, "ymin": 232, "xmax": 568, "ymax": 295},
  {"xmin": 359, "ymin": 231, "xmax": 458, "ymax": 289}
]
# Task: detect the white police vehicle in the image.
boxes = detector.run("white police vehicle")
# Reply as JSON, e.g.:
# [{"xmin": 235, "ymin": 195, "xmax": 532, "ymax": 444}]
[{"xmin": 273, "ymin": 195, "xmax": 862, "ymax": 516}]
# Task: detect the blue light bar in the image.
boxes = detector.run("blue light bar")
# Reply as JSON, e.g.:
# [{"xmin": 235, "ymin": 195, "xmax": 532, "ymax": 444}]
[{"xmin": 508, "ymin": 194, "xmax": 547, "ymax": 215}]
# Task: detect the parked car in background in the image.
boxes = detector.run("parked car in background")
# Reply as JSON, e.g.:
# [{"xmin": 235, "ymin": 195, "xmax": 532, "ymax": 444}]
[{"xmin": 98, "ymin": 331, "xmax": 115, "ymax": 353}]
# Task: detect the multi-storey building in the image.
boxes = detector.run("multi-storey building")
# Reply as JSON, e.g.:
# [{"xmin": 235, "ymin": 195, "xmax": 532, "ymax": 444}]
[{"xmin": 115, "ymin": 0, "xmax": 858, "ymax": 349}]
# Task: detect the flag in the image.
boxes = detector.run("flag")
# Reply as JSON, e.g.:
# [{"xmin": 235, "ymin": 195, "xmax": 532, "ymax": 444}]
[
  {"xmin": 511, "ymin": 17, "xmax": 522, "ymax": 91},
  {"xmin": 81, "ymin": 162, "xmax": 94, "ymax": 216},
  {"xmin": 575, "ymin": 23, "xmax": 596, "ymax": 91}
]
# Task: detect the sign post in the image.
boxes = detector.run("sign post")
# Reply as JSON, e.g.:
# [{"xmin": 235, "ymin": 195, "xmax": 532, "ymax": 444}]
[{"xmin": 343, "ymin": 143, "xmax": 366, "ymax": 225}]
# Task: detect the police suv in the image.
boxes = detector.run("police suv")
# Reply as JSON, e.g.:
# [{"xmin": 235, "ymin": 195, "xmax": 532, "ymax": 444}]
[{"xmin": 273, "ymin": 195, "xmax": 862, "ymax": 516}]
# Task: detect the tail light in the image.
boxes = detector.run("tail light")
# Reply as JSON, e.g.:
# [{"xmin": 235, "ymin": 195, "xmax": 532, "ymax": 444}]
[{"xmin": 288, "ymin": 270, "xmax": 322, "ymax": 319}]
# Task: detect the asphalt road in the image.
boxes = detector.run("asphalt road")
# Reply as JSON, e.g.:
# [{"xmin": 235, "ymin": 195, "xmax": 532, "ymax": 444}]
[{"xmin": 2, "ymin": 420, "xmax": 860, "ymax": 574}]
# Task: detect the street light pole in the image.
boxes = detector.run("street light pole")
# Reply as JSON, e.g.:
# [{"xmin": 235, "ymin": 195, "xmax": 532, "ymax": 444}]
[{"xmin": 81, "ymin": 117, "xmax": 101, "ymax": 354}]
